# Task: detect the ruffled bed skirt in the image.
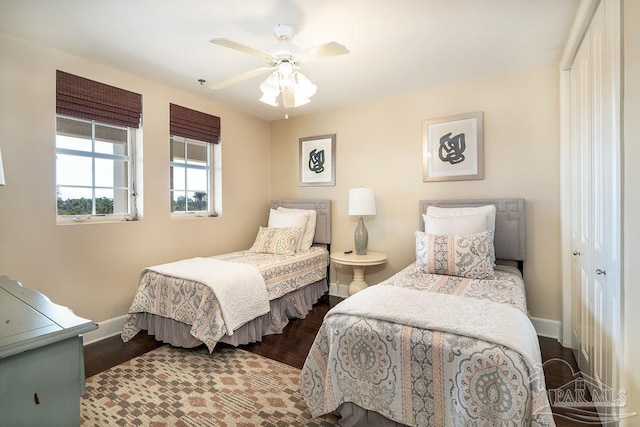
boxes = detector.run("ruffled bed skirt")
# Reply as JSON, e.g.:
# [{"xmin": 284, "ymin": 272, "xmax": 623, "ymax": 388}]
[
  {"xmin": 131, "ymin": 278, "xmax": 328, "ymax": 348},
  {"xmin": 336, "ymin": 403, "xmax": 408, "ymax": 427}
]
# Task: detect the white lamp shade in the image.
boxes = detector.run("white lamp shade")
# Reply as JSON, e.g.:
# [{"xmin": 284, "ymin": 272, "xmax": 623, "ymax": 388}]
[
  {"xmin": 0, "ymin": 147, "xmax": 5, "ymax": 186},
  {"xmin": 348, "ymin": 188, "xmax": 376, "ymax": 216}
]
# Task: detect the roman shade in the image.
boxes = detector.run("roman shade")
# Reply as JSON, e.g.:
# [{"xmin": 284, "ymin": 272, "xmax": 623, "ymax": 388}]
[
  {"xmin": 170, "ymin": 104, "xmax": 221, "ymax": 144},
  {"xmin": 56, "ymin": 70, "xmax": 142, "ymax": 129}
]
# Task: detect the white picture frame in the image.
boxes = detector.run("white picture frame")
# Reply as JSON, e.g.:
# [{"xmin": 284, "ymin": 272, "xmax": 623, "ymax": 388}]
[
  {"xmin": 422, "ymin": 112, "xmax": 484, "ymax": 182},
  {"xmin": 299, "ymin": 134, "xmax": 336, "ymax": 186}
]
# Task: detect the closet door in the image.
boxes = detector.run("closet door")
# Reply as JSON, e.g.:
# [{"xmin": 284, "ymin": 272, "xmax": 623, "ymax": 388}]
[
  {"xmin": 589, "ymin": 1, "xmax": 608, "ymax": 387},
  {"xmin": 593, "ymin": 0, "xmax": 621, "ymax": 397},
  {"xmin": 569, "ymin": 0, "xmax": 621, "ymax": 410},
  {"xmin": 570, "ymin": 25, "xmax": 593, "ymax": 377}
]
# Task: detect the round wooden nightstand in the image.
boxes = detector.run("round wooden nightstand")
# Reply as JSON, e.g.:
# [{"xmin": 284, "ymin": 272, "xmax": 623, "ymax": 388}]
[{"xmin": 330, "ymin": 251, "xmax": 387, "ymax": 296}]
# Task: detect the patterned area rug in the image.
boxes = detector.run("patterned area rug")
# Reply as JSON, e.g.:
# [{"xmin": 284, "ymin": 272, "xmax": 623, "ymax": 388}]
[{"xmin": 81, "ymin": 345, "xmax": 339, "ymax": 426}]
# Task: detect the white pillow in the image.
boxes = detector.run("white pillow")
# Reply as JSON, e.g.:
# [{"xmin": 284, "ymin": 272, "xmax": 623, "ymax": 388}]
[
  {"xmin": 423, "ymin": 205, "xmax": 497, "ymax": 262},
  {"xmin": 267, "ymin": 209, "xmax": 308, "ymax": 252},
  {"xmin": 426, "ymin": 205, "xmax": 496, "ymax": 225},
  {"xmin": 423, "ymin": 213, "xmax": 488, "ymax": 235},
  {"xmin": 277, "ymin": 207, "xmax": 317, "ymax": 251}
]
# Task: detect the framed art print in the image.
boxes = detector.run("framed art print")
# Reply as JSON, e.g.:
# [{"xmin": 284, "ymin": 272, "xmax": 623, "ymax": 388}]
[
  {"xmin": 299, "ymin": 134, "xmax": 336, "ymax": 186},
  {"xmin": 422, "ymin": 111, "xmax": 484, "ymax": 182}
]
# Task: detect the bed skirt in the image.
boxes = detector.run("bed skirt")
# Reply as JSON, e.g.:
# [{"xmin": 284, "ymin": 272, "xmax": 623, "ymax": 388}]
[
  {"xmin": 336, "ymin": 403, "xmax": 408, "ymax": 427},
  {"xmin": 130, "ymin": 278, "xmax": 328, "ymax": 348}
]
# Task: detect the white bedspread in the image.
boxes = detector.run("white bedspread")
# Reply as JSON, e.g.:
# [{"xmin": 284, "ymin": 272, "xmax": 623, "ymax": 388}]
[
  {"xmin": 143, "ymin": 257, "xmax": 269, "ymax": 335},
  {"xmin": 327, "ymin": 284, "xmax": 541, "ymax": 368}
]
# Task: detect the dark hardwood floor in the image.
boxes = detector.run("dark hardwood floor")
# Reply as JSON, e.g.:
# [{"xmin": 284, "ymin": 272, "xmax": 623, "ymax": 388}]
[
  {"xmin": 84, "ymin": 294, "xmax": 600, "ymax": 426},
  {"xmin": 84, "ymin": 294, "xmax": 342, "ymax": 378}
]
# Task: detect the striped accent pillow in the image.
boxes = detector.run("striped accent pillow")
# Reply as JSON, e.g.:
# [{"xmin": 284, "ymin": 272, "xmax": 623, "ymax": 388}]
[
  {"xmin": 250, "ymin": 227, "xmax": 302, "ymax": 256},
  {"xmin": 415, "ymin": 230, "xmax": 495, "ymax": 279}
]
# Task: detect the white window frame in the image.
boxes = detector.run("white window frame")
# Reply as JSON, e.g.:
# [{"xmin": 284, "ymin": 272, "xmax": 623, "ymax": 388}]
[
  {"xmin": 170, "ymin": 136, "xmax": 219, "ymax": 218},
  {"xmin": 55, "ymin": 115, "xmax": 137, "ymax": 224}
]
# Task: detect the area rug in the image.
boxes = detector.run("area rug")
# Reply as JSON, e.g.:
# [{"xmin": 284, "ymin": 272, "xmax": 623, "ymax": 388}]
[{"xmin": 81, "ymin": 345, "xmax": 339, "ymax": 426}]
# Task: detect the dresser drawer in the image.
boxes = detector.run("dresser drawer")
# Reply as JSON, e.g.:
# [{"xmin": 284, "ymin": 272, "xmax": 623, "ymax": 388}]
[{"xmin": 0, "ymin": 336, "xmax": 84, "ymax": 427}]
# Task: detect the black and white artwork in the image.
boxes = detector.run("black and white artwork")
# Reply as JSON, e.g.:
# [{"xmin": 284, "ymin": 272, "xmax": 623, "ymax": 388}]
[
  {"xmin": 299, "ymin": 134, "xmax": 336, "ymax": 186},
  {"xmin": 422, "ymin": 112, "xmax": 484, "ymax": 182}
]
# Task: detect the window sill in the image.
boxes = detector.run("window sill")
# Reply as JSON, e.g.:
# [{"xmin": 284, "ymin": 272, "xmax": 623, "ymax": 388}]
[
  {"xmin": 56, "ymin": 215, "xmax": 140, "ymax": 225},
  {"xmin": 170, "ymin": 213, "xmax": 218, "ymax": 220}
]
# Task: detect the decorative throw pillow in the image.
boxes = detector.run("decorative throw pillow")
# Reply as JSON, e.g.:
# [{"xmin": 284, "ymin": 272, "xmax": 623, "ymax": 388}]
[
  {"xmin": 267, "ymin": 209, "xmax": 309, "ymax": 252},
  {"xmin": 249, "ymin": 227, "xmax": 302, "ymax": 256},
  {"xmin": 277, "ymin": 207, "xmax": 317, "ymax": 251},
  {"xmin": 423, "ymin": 205, "xmax": 497, "ymax": 263},
  {"xmin": 415, "ymin": 230, "xmax": 495, "ymax": 279}
]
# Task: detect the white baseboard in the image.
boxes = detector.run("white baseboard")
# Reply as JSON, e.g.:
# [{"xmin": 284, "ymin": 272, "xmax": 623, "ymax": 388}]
[
  {"xmin": 83, "ymin": 314, "xmax": 129, "ymax": 346},
  {"xmin": 530, "ymin": 316, "xmax": 562, "ymax": 340},
  {"xmin": 84, "ymin": 304, "xmax": 562, "ymax": 347},
  {"xmin": 330, "ymin": 283, "xmax": 561, "ymax": 340},
  {"xmin": 329, "ymin": 282, "xmax": 349, "ymax": 299}
]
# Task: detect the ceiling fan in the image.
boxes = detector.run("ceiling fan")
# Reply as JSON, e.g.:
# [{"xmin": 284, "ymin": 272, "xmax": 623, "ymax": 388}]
[{"xmin": 209, "ymin": 24, "xmax": 349, "ymax": 110}]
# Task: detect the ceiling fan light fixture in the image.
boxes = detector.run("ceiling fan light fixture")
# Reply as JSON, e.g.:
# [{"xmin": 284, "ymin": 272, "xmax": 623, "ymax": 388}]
[
  {"xmin": 259, "ymin": 92, "xmax": 279, "ymax": 107},
  {"xmin": 294, "ymin": 72, "xmax": 317, "ymax": 98},
  {"xmin": 279, "ymin": 78, "xmax": 294, "ymax": 91},
  {"xmin": 277, "ymin": 60, "xmax": 294, "ymax": 77},
  {"xmin": 260, "ymin": 72, "xmax": 279, "ymax": 93},
  {"xmin": 293, "ymin": 92, "xmax": 311, "ymax": 107},
  {"xmin": 210, "ymin": 24, "xmax": 349, "ymax": 113},
  {"xmin": 258, "ymin": 69, "xmax": 317, "ymax": 108}
]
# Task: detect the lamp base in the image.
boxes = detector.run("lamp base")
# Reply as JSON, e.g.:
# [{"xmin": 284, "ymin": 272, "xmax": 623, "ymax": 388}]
[{"xmin": 354, "ymin": 216, "xmax": 368, "ymax": 255}]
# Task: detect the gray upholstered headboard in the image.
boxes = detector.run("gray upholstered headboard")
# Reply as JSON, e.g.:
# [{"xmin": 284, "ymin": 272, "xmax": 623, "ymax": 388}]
[
  {"xmin": 419, "ymin": 198, "xmax": 526, "ymax": 262},
  {"xmin": 270, "ymin": 199, "xmax": 331, "ymax": 245}
]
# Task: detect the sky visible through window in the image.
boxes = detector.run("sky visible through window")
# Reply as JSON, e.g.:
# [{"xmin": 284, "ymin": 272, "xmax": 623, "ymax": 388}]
[{"xmin": 56, "ymin": 134, "xmax": 125, "ymax": 200}]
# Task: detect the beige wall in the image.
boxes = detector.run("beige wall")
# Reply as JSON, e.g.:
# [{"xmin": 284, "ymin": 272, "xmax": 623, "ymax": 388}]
[
  {"xmin": 0, "ymin": 32, "xmax": 563, "ymax": 326},
  {"xmin": 271, "ymin": 65, "xmax": 562, "ymax": 321},
  {"xmin": 0, "ymin": 33, "xmax": 272, "ymax": 322}
]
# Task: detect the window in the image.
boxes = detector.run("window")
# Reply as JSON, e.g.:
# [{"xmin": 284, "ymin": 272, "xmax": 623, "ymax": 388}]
[
  {"xmin": 170, "ymin": 136, "xmax": 211, "ymax": 213},
  {"xmin": 56, "ymin": 116, "xmax": 133, "ymax": 218},
  {"xmin": 55, "ymin": 71, "xmax": 142, "ymax": 223},
  {"xmin": 169, "ymin": 104, "xmax": 221, "ymax": 217}
]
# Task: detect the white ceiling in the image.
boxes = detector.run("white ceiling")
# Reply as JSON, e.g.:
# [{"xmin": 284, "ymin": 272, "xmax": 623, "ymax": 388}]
[{"xmin": 0, "ymin": 0, "xmax": 580, "ymax": 122}]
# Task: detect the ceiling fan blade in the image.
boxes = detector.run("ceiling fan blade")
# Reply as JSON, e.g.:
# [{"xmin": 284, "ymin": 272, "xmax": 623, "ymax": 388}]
[
  {"xmin": 296, "ymin": 41, "xmax": 350, "ymax": 62},
  {"xmin": 210, "ymin": 38, "xmax": 272, "ymax": 60},
  {"xmin": 282, "ymin": 90, "xmax": 295, "ymax": 109},
  {"xmin": 209, "ymin": 67, "xmax": 273, "ymax": 90}
]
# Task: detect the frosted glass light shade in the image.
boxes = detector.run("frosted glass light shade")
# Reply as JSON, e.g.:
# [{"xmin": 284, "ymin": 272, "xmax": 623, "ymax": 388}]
[
  {"xmin": 348, "ymin": 188, "xmax": 376, "ymax": 216},
  {"xmin": 258, "ymin": 68, "xmax": 317, "ymax": 109},
  {"xmin": 259, "ymin": 93, "xmax": 279, "ymax": 106},
  {"xmin": 295, "ymin": 72, "xmax": 317, "ymax": 98},
  {"xmin": 293, "ymin": 92, "xmax": 311, "ymax": 107}
]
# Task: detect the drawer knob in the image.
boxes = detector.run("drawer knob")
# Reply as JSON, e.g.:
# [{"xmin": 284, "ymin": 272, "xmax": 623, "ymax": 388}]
[
  {"xmin": 595, "ymin": 268, "xmax": 606, "ymax": 275},
  {"xmin": 572, "ymin": 251, "xmax": 581, "ymax": 256}
]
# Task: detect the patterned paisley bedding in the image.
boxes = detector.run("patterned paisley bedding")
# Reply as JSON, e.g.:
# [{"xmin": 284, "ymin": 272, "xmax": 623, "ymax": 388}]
[
  {"xmin": 300, "ymin": 264, "xmax": 555, "ymax": 426},
  {"xmin": 121, "ymin": 247, "xmax": 328, "ymax": 351}
]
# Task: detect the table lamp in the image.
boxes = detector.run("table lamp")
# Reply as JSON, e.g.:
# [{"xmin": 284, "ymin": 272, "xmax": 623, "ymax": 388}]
[{"xmin": 348, "ymin": 187, "xmax": 376, "ymax": 255}]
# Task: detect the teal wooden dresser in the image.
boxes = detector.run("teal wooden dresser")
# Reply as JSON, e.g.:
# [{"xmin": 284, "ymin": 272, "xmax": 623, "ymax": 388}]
[{"xmin": 0, "ymin": 275, "xmax": 97, "ymax": 426}]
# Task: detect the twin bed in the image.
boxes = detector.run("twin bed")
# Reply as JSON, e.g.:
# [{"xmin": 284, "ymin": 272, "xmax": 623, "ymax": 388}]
[
  {"xmin": 121, "ymin": 199, "xmax": 331, "ymax": 351},
  {"xmin": 120, "ymin": 197, "xmax": 553, "ymax": 426},
  {"xmin": 300, "ymin": 199, "xmax": 555, "ymax": 426}
]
